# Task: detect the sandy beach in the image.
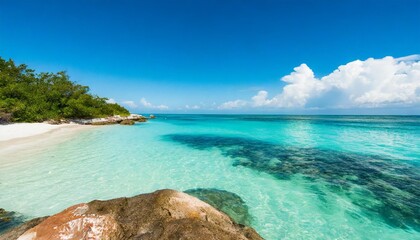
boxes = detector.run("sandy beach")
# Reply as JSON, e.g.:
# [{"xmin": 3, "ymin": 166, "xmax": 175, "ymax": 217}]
[
  {"xmin": 0, "ymin": 123, "xmax": 76, "ymax": 141},
  {"xmin": 0, "ymin": 123, "xmax": 95, "ymax": 161}
]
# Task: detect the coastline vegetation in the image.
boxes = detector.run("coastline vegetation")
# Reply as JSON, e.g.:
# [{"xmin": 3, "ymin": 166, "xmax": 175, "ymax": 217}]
[{"xmin": 0, "ymin": 57, "xmax": 129, "ymax": 123}]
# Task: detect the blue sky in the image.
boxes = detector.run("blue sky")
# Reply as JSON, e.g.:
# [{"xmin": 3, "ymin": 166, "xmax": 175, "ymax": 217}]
[{"xmin": 1, "ymin": 0, "xmax": 419, "ymax": 114}]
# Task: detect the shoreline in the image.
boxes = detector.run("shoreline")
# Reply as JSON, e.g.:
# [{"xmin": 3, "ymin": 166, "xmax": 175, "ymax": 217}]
[
  {"xmin": 0, "ymin": 123, "xmax": 83, "ymax": 142},
  {"xmin": 0, "ymin": 114, "xmax": 149, "ymax": 156},
  {"xmin": 0, "ymin": 123, "xmax": 96, "ymax": 163}
]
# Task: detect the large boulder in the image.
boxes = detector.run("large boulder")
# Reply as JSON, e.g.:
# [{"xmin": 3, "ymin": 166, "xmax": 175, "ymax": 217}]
[{"xmin": 2, "ymin": 189, "xmax": 262, "ymax": 240}]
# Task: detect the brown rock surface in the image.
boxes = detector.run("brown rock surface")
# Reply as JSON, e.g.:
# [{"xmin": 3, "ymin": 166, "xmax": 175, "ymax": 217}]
[
  {"xmin": 120, "ymin": 119, "xmax": 135, "ymax": 125},
  {"xmin": 4, "ymin": 189, "xmax": 263, "ymax": 240},
  {"xmin": 135, "ymin": 117, "xmax": 147, "ymax": 122}
]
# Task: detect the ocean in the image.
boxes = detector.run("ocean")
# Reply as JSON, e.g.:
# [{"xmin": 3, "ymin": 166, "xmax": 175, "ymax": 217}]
[{"xmin": 0, "ymin": 115, "xmax": 419, "ymax": 239}]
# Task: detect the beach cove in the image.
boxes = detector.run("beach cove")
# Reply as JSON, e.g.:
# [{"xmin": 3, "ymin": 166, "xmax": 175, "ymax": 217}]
[{"xmin": 1, "ymin": 115, "xmax": 419, "ymax": 239}]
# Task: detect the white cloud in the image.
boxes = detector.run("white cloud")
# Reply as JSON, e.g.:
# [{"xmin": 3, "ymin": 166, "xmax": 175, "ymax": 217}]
[
  {"xmin": 122, "ymin": 100, "xmax": 138, "ymax": 108},
  {"xmin": 140, "ymin": 98, "xmax": 169, "ymax": 110},
  {"xmin": 218, "ymin": 99, "xmax": 247, "ymax": 109},
  {"xmin": 395, "ymin": 54, "xmax": 420, "ymax": 62},
  {"xmin": 252, "ymin": 90, "xmax": 271, "ymax": 106},
  {"xmin": 228, "ymin": 55, "xmax": 420, "ymax": 109},
  {"xmin": 105, "ymin": 98, "xmax": 117, "ymax": 104},
  {"xmin": 140, "ymin": 98, "xmax": 153, "ymax": 108}
]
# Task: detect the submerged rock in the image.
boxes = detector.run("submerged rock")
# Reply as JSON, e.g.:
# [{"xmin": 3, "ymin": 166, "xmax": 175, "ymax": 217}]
[
  {"xmin": 0, "ymin": 208, "xmax": 25, "ymax": 234},
  {"xmin": 0, "ymin": 217, "xmax": 47, "ymax": 240},
  {"xmin": 184, "ymin": 188, "xmax": 252, "ymax": 226},
  {"xmin": 0, "ymin": 208, "xmax": 9, "ymax": 222},
  {"xmin": 2, "ymin": 189, "xmax": 262, "ymax": 240}
]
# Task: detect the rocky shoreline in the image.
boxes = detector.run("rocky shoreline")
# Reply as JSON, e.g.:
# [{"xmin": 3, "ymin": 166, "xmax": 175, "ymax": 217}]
[
  {"xmin": 0, "ymin": 189, "xmax": 262, "ymax": 240},
  {"xmin": 50, "ymin": 114, "xmax": 153, "ymax": 126}
]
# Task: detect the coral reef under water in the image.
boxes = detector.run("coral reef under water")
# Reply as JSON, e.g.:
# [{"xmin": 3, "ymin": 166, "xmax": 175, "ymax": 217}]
[{"xmin": 166, "ymin": 134, "xmax": 420, "ymax": 231}]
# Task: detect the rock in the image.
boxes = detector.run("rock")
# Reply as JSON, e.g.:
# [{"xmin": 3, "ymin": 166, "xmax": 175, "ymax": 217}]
[
  {"xmin": 0, "ymin": 217, "xmax": 47, "ymax": 240},
  {"xmin": 149, "ymin": 115, "xmax": 156, "ymax": 119},
  {"xmin": 120, "ymin": 119, "xmax": 135, "ymax": 125},
  {"xmin": 71, "ymin": 114, "xmax": 147, "ymax": 125},
  {"xmin": 184, "ymin": 188, "xmax": 252, "ymax": 226},
  {"xmin": 46, "ymin": 119, "xmax": 69, "ymax": 125},
  {"xmin": 0, "ymin": 208, "xmax": 9, "ymax": 222},
  {"xmin": 0, "ymin": 112, "xmax": 12, "ymax": 124},
  {"xmin": 126, "ymin": 114, "xmax": 147, "ymax": 122},
  {"xmin": 7, "ymin": 189, "xmax": 262, "ymax": 240},
  {"xmin": 135, "ymin": 117, "xmax": 147, "ymax": 122},
  {"xmin": 46, "ymin": 119, "xmax": 60, "ymax": 125},
  {"xmin": 0, "ymin": 208, "xmax": 25, "ymax": 234}
]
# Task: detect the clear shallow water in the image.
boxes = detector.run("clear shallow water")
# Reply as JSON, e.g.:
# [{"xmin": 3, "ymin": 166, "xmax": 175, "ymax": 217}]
[{"xmin": 0, "ymin": 115, "xmax": 419, "ymax": 239}]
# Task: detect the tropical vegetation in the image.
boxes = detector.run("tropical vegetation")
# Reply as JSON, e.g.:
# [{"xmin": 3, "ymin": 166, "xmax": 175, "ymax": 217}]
[{"xmin": 0, "ymin": 57, "xmax": 129, "ymax": 123}]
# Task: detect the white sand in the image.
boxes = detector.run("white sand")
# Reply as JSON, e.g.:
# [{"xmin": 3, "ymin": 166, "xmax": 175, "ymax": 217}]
[
  {"xmin": 0, "ymin": 123, "xmax": 95, "ymax": 161},
  {"xmin": 0, "ymin": 123, "xmax": 78, "ymax": 141}
]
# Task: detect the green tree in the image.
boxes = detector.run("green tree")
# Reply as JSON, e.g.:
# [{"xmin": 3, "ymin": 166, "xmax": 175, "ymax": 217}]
[{"xmin": 0, "ymin": 57, "xmax": 129, "ymax": 122}]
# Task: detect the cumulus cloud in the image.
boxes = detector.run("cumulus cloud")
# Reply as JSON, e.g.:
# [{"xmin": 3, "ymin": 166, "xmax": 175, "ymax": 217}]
[
  {"xmin": 251, "ymin": 90, "xmax": 271, "ymax": 107},
  {"xmin": 140, "ymin": 98, "xmax": 169, "ymax": 110},
  {"xmin": 221, "ymin": 55, "xmax": 420, "ymax": 110},
  {"xmin": 140, "ymin": 98, "xmax": 153, "ymax": 108}
]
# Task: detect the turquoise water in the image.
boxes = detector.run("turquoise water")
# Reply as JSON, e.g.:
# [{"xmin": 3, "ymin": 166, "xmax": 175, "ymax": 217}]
[{"xmin": 0, "ymin": 115, "xmax": 419, "ymax": 239}]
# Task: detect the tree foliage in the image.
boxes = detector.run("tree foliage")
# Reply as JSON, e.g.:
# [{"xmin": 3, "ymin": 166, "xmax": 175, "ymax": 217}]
[{"xmin": 0, "ymin": 57, "xmax": 129, "ymax": 122}]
